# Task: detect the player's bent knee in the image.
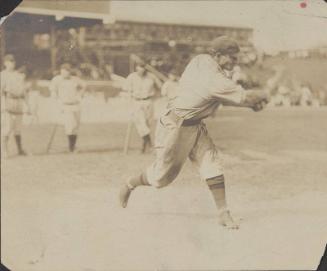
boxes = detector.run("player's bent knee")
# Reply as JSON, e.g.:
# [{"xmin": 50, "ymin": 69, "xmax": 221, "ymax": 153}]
[
  {"xmin": 152, "ymin": 182, "xmax": 167, "ymax": 189},
  {"xmin": 146, "ymin": 163, "xmax": 182, "ymax": 188},
  {"xmin": 148, "ymin": 172, "xmax": 179, "ymax": 188},
  {"xmin": 149, "ymin": 176, "xmax": 173, "ymax": 188}
]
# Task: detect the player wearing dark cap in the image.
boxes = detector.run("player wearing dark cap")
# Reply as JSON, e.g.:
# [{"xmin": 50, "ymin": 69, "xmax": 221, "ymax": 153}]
[
  {"xmin": 50, "ymin": 63, "xmax": 86, "ymax": 152},
  {"xmin": 1, "ymin": 55, "xmax": 31, "ymax": 158},
  {"xmin": 123, "ymin": 61, "xmax": 162, "ymax": 153},
  {"xmin": 119, "ymin": 36, "xmax": 268, "ymax": 229}
]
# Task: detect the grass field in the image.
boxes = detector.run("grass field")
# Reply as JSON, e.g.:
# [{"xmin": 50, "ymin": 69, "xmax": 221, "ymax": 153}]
[{"xmin": 2, "ymin": 107, "xmax": 327, "ymax": 270}]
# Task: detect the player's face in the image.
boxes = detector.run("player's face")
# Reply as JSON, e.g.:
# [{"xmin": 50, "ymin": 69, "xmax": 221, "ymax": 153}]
[
  {"xmin": 217, "ymin": 52, "xmax": 239, "ymax": 71},
  {"xmin": 60, "ymin": 68, "xmax": 70, "ymax": 78},
  {"xmin": 4, "ymin": 60, "xmax": 15, "ymax": 70}
]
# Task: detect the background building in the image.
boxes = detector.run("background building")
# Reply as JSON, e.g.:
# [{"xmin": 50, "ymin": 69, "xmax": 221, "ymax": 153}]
[{"xmin": 1, "ymin": 0, "xmax": 254, "ymax": 77}]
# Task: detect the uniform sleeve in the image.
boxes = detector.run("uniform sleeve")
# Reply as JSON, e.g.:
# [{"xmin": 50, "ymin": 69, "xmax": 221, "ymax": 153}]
[
  {"xmin": 49, "ymin": 76, "xmax": 59, "ymax": 98},
  {"xmin": 210, "ymin": 73, "xmax": 245, "ymax": 104},
  {"xmin": 192, "ymin": 54, "xmax": 245, "ymax": 104},
  {"xmin": 150, "ymin": 73, "xmax": 162, "ymax": 89},
  {"xmin": 122, "ymin": 74, "xmax": 133, "ymax": 92},
  {"xmin": 0, "ymin": 72, "xmax": 6, "ymax": 94},
  {"xmin": 161, "ymin": 81, "xmax": 168, "ymax": 97}
]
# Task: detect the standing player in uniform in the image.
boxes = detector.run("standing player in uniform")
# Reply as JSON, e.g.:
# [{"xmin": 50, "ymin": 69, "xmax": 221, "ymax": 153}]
[
  {"xmin": 1, "ymin": 55, "xmax": 30, "ymax": 158},
  {"xmin": 124, "ymin": 62, "xmax": 162, "ymax": 153},
  {"xmin": 161, "ymin": 68, "xmax": 180, "ymax": 103},
  {"xmin": 50, "ymin": 63, "xmax": 86, "ymax": 153},
  {"xmin": 119, "ymin": 36, "xmax": 269, "ymax": 229}
]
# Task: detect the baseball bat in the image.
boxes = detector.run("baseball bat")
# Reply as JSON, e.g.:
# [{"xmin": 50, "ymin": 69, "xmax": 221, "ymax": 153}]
[
  {"xmin": 130, "ymin": 54, "xmax": 168, "ymax": 82},
  {"xmin": 123, "ymin": 118, "xmax": 133, "ymax": 154},
  {"xmin": 45, "ymin": 123, "xmax": 58, "ymax": 154}
]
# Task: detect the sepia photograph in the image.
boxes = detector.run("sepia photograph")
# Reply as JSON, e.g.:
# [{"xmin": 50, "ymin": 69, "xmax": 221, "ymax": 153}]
[{"xmin": 1, "ymin": 0, "xmax": 327, "ymax": 270}]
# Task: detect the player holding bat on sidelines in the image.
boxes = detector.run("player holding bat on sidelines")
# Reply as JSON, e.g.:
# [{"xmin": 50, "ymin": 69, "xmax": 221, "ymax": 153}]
[
  {"xmin": 1, "ymin": 55, "xmax": 31, "ymax": 158},
  {"xmin": 49, "ymin": 63, "xmax": 86, "ymax": 153},
  {"xmin": 123, "ymin": 61, "xmax": 162, "ymax": 154},
  {"xmin": 119, "ymin": 36, "xmax": 270, "ymax": 229}
]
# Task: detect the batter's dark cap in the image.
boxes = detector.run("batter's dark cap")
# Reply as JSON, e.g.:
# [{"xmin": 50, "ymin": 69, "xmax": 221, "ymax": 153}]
[
  {"xmin": 60, "ymin": 63, "xmax": 72, "ymax": 71},
  {"xmin": 210, "ymin": 36, "xmax": 240, "ymax": 55},
  {"xmin": 136, "ymin": 60, "xmax": 146, "ymax": 68},
  {"xmin": 4, "ymin": 54, "xmax": 15, "ymax": 62}
]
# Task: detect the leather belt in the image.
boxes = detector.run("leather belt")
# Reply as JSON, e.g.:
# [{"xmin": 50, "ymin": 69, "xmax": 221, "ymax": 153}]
[
  {"xmin": 182, "ymin": 118, "xmax": 202, "ymax": 126},
  {"xmin": 167, "ymin": 109, "xmax": 201, "ymax": 127}
]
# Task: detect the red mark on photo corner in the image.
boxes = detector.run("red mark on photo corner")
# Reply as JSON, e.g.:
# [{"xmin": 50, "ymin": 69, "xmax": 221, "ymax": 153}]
[{"xmin": 300, "ymin": 1, "xmax": 307, "ymax": 8}]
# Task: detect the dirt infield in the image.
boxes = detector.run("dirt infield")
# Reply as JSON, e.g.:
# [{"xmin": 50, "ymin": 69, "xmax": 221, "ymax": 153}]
[{"xmin": 2, "ymin": 108, "xmax": 327, "ymax": 270}]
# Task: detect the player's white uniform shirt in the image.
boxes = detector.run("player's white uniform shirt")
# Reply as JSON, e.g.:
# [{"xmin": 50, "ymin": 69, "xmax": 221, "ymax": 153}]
[
  {"xmin": 146, "ymin": 54, "xmax": 245, "ymax": 187},
  {"xmin": 161, "ymin": 80, "xmax": 179, "ymax": 101},
  {"xmin": 50, "ymin": 75, "xmax": 85, "ymax": 135},
  {"xmin": 173, "ymin": 54, "xmax": 245, "ymax": 121},
  {"xmin": 50, "ymin": 75, "xmax": 84, "ymax": 105},
  {"xmin": 1, "ymin": 70, "xmax": 27, "ymax": 136},
  {"xmin": 124, "ymin": 72, "xmax": 158, "ymax": 137},
  {"xmin": 124, "ymin": 72, "xmax": 157, "ymax": 99}
]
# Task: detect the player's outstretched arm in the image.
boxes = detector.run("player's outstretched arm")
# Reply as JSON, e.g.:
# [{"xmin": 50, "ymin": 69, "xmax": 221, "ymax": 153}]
[
  {"xmin": 218, "ymin": 89, "xmax": 269, "ymax": 112},
  {"xmin": 211, "ymin": 71, "xmax": 269, "ymax": 112},
  {"xmin": 240, "ymin": 90, "xmax": 269, "ymax": 112}
]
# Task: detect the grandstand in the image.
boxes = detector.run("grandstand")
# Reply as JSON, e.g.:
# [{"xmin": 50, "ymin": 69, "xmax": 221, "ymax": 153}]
[
  {"xmin": 2, "ymin": 1, "xmax": 325, "ymax": 105},
  {"xmin": 1, "ymin": 1, "xmax": 255, "ymax": 78},
  {"xmin": 82, "ymin": 21, "xmax": 254, "ymax": 76}
]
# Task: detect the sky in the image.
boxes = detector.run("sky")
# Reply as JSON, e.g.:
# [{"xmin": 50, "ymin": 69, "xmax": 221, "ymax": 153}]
[{"xmin": 111, "ymin": 0, "xmax": 327, "ymax": 53}]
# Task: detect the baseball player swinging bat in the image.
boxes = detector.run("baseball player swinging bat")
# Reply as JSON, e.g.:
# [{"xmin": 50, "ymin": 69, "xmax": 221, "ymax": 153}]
[{"xmin": 119, "ymin": 36, "xmax": 273, "ymax": 230}]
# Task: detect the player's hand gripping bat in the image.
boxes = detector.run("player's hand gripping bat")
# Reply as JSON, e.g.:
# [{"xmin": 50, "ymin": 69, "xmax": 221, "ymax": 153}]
[
  {"xmin": 244, "ymin": 66, "xmax": 285, "ymax": 112},
  {"xmin": 243, "ymin": 90, "xmax": 269, "ymax": 112}
]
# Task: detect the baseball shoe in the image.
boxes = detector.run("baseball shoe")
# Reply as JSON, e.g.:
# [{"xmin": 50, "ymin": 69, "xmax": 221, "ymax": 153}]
[
  {"xmin": 141, "ymin": 135, "xmax": 153, "ymax": 154},
  {"xmin": 218, "ymin": 209, "xmax": 239, "ymax": 230},
  {"xmin": 119, "ymin": 184, "xmax": 133, "ymax": 208},
  {"xmin": 18, "ymin": 149, "xmax": 27, "ymax": 156}
]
